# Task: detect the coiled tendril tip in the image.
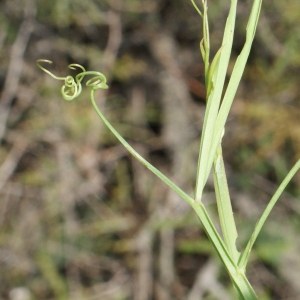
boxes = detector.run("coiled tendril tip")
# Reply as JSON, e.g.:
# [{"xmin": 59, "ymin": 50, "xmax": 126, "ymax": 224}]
[{"xmin": 36, "ymin": 59, "xmax": 108, "ymax": 101}]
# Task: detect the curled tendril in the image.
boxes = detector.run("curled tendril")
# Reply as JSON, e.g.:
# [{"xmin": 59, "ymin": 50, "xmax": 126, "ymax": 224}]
[
  {"xmin": 36, "ymin": 59, "xmax": 192, "ymax": 225},
  {"xmin": 36, "ymin": 59, "xmax": 108, "ymax": 101}
]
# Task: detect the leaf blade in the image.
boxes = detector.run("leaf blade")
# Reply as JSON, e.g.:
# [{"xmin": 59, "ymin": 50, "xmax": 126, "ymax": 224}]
[
  {"xmin": 239, "ymin": 159, "xmax": 300, "ymax": 271},
  {"xmin": 194, "ymin": 0, "xmax": 237, "ymax": 203},
  {"xmin": 214, "ymin": 144, "xmax": 240, "ymax": 263}
]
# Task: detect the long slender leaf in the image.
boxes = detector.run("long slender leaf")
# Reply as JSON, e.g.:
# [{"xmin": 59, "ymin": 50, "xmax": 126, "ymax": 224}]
[
  {"xmin": 207, "ymin": 0, "xmax": 262, "ymax": 177},
  {"xmin": 195, "ymin": 0, "xmax": 237, "ymax": 203},
  {"xmin": 214, "ymin": 144, "xmax": 240, "ymax": 263},
  {"xmin": 239, "ymin": 159, "xmax": 300, "ymax": 271}
]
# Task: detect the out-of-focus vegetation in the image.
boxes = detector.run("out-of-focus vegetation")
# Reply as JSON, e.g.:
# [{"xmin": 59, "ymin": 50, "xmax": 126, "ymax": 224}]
[{"xmin": 0, "ymin": 0, "xmax": 300, "ymax": 299}]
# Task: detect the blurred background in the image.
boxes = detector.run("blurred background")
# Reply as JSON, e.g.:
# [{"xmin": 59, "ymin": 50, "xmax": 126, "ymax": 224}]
[{"xmin": 1, "ymin": 0, "xmax": 300, "ymax": 299}]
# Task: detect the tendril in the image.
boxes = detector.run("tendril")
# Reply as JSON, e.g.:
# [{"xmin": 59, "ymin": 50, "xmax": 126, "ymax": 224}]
[
  {"xmin": 36, "ymin": 59, "xmax": 192, "ymax": 218},
  {"xmin": 36, "ymin": 59, "xmax": 108, "ymax": 101}
]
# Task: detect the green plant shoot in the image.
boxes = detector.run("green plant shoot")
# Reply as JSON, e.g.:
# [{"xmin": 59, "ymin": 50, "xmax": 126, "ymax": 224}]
[{"xmin": 36, "ymin": 0, "xmax": 300, "ymax": 298}]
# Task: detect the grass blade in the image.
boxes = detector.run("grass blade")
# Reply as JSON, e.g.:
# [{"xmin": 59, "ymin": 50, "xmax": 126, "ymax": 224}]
[
  {"xmin": 214, "ymin": 144, "xmax": 240, "ymax": 263},
  {"xmin": 195, "ymin": 0, "xmax": 237, "ymax": 203},
  {"xmin": 239, "ymin": 159, "xmax": 300, "ymax": 271},
  {"xmin": 208, "ymin": 0, "xmax": 262, "ymax": 176}
]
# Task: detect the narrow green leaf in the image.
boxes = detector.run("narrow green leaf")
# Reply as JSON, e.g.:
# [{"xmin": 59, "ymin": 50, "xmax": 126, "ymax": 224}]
[
  {"xmin": 195, "ymin": 0, "xmax": 237, "ymax": 203},
  {"xmin": 208, "ymin": 0, "xmax": 262, "ymax": 178},
  {"xmin": 206, "ymin": 45, "xmax": 223, "ymax": 97},
  {"xmin": 239, "ymin": 158, "xmax": 300, "ymax": 271},
  {"xmin": 200, "ymin": 39, "xmax": 206, "ymax": 62},
  {"xmin": 214, "ymin": 144, "xmax": 240, "ymax": 263}
]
